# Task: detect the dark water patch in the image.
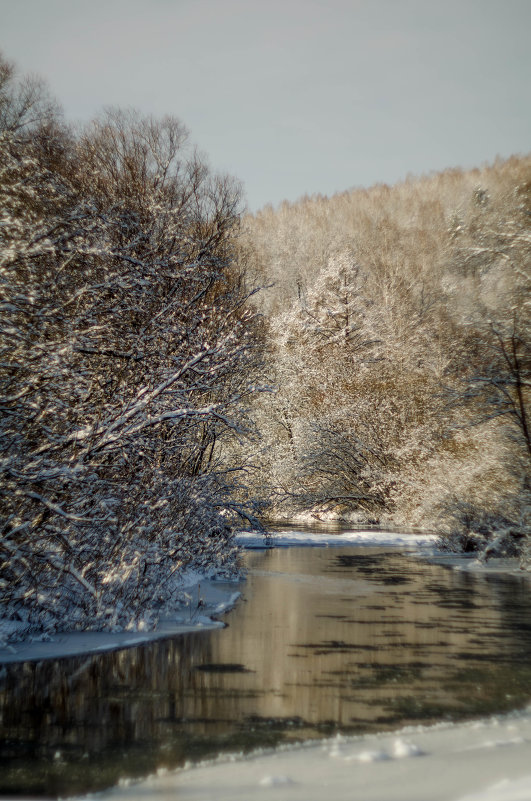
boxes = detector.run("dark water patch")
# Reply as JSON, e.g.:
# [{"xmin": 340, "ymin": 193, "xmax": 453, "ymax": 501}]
[
  {"xmin": 195, "ymin": 663, "xmax": 253, "ymax": 673},
  {"xmin": 452, "ymin": 651, "xmax": 530, "ymax": 664},
  {"xmin": 298, "ymin": 641, "xmax": 381, "ymax": 655},
  {"xmin": 331, "ymin": 554, "xmax": 388, "ymax": 570},
  {"xmin": 330, "ymin": 554, "xmax": 413, "ymax": 585},
  {"xmin": 243, "ymin": 714, "xmax": 306, "ymax": 731},
  {"xmin": 434, "ymin": 600, "xmax": 483, "ymax": 611},
  {"xmin": 379, "ymin": 697, "xmax": 458, "ymax": 722}
]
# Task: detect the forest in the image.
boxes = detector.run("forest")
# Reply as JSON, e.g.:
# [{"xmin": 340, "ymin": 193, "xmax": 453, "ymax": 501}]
[
  {"xmin": 241, "ymin": 154, "xmax": 530, "ymax": 558},
  {"xmin": 1, "ymin": 54, "xmax": 529, "ymax": 641}
]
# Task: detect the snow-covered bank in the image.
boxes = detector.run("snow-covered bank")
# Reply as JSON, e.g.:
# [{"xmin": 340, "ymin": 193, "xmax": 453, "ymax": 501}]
[
  {"xmin": 237, "ymin": 529, "xmax": 531, "ymax": 582},
  {"xmin": 423, "ymin": 552, "xmax": 529, "ymax": 580},
  {"xmin": 236, "ymin": 528, "xmax": 438, "ymax": 549},
  {"xmin": 67, "ymin": 708, "xmax": 531, "ymax": 801},
  {"xmin": 0, "ymin": 576, "xmax": 241, "ymax": 665}
]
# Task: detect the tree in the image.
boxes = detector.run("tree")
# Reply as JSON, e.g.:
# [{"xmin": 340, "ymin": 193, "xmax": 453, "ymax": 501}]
[
  {"xmin": 435, "ymin": 179, "xmax": 531, "ymax": 556},
  {"xmin": 446, "ymin": 178, "xmax": 530, "ymax": 463},
  {"xmin": 0, "ymin": 58, "xmax": 264, "ymax": 640},
  {"xmin": 463, "ymin": 316, "xmax": 530, "ymax": 461}
]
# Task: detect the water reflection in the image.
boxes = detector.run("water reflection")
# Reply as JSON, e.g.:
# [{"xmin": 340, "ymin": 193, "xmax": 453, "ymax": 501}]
[{"xmin": 1, "ymin": 546, "xmax": 531, "ymax": 796}]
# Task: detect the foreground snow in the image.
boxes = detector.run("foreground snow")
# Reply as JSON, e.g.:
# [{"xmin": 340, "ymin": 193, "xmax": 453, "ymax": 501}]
[{"xmin": 66, "ymin": 708, "xmax": 531, "ymax": 801}]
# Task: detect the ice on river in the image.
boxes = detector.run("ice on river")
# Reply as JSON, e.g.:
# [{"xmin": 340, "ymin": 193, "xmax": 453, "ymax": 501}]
[{"xmin": 66, "ymin": 708, "xmax": 531, "ymax": 801}]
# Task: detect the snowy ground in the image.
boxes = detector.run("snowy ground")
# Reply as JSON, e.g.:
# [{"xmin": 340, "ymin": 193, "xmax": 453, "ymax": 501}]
[{"xmin": 63, "ymin": 708, "xmax": 531, "ymax": 801}]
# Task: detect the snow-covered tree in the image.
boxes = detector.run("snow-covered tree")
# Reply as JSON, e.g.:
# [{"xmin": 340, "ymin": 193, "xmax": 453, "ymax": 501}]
[
  {"xmin": 0, "ymin": 57, "xmax": 265, "ymax": 639},
  {"xmin": 437, "ymin": 180, "xmax": 531, "ymax": 556},
  {"xmin": 244, "ymin": 159, "xmax": 530, "ymax": 539}
]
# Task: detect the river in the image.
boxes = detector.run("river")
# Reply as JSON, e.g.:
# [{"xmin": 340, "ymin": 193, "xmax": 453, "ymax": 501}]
[{"xmin": 1, "ymin": 542, "xmax": 531, "ymax": 796}]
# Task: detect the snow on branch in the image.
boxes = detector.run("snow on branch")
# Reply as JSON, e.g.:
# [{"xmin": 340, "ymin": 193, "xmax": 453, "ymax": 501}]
[{"xmin": 0, "ymin": 75, "xmax": 265, "ymax": 640}]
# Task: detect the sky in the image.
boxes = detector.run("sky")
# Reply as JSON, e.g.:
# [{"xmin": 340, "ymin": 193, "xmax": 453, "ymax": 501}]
[{"xmin": 1, "ymin": 0, "xmax": 530, "ymax": 212}]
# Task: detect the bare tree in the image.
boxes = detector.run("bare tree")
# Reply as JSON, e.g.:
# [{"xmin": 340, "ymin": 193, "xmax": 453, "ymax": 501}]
[{"xmin": 0, "ymin": 58, "xmax": 265, "ymax": 640}]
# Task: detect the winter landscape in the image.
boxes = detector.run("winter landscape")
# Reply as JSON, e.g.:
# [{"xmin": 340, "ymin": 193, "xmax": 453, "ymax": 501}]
[{"xmin": 1, "ymin": 1, "xmax": 530, "ymax": 796}]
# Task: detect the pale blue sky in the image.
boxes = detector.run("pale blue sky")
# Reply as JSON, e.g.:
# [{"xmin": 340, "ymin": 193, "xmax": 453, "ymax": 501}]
[{"xmin": 1, "ymin": 0, "xmax": 529, "ymax": 211}]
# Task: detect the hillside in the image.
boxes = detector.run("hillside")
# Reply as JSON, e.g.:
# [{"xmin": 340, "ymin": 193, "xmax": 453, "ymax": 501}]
[{"xmin": 240, "ymin": 157, "xmax": 531, "ymax": 557}]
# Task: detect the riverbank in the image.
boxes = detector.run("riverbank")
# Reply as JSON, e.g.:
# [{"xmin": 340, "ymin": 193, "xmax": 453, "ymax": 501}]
[
  {"xmin": 0, "ymin": 529, "xmax": 435, "ymax": 665},
  {"xmin": 1, "ymin": 529, "xmax": 528, "ymax": 665},
  {"xmin": 65, "ymin": 708, "xmax": 531, "ymax": 801},
  {"xmin": 0, "ymin": 575, "xmax": 241, "ymax": 665},
  {"xmin": 421, "ymin": 551, "xmax": 529, "ymax": 579}
]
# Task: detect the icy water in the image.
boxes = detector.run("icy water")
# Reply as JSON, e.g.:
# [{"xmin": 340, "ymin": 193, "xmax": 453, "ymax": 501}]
[{"xmin": 2, "ymin": 545, "xmax": 531, "ymax": 797}]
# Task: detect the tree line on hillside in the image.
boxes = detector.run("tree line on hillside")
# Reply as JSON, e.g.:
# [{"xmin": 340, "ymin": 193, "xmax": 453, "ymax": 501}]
[
  {"xmin": 0, "ymin": 55, "xmax": 265, "ymax": 641},
  {"xmin": 241, "ymin": 158, "xmax": 530, "ymax": 562}
]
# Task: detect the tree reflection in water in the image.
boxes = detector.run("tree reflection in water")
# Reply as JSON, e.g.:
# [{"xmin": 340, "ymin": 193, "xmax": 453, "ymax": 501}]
[{"xmin": 2, "ymin": 546, "xmax": 531, "ymax": 796}]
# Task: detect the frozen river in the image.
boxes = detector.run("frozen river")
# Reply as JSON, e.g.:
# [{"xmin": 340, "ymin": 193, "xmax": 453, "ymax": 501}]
[{"xmin": 1, "ymin": 540, "xmax": 531, "ymax": 797}]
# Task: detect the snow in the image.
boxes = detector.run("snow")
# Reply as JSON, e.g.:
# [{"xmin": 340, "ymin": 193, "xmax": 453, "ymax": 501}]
[
  {"xmin": 64, "ymin": 708, "xmax": 531, "ymax": 801},
  {"xmin": 259, "ymin": 774, "xmax": 295, "ymax": 787},
  {"xmin": 458, "ymin": 776, "xmax": 531, "ymax": 801},
  {"xmin": 236, "ymin": 528, "xmax": 438, "ymax": 549}
]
